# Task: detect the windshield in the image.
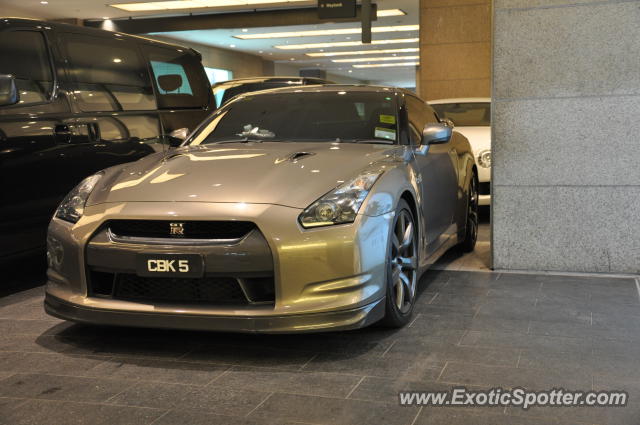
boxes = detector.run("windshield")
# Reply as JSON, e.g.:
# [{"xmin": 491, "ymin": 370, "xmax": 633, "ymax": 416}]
[
  {"xmin": 432, "ymin": 102, "xmax": 490, "ymax": 127},
  {"xmin": 190, "ymin": 91, "xmax": 399, "ymax": 145}
]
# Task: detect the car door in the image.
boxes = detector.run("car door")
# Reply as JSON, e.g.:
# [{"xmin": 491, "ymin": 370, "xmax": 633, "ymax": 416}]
[
  {"xmin": 404, "ymin": 95, "xmax": 458, "ymax": 255},
  {"xmin": 0, "ymin": 25, "xmax": 77, "ymax": 258}
]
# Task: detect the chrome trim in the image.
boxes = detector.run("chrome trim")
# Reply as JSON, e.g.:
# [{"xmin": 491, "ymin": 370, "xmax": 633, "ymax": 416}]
[{"xmin": 106, "ymin": 228, "xmax": 246, "ymax": 246}]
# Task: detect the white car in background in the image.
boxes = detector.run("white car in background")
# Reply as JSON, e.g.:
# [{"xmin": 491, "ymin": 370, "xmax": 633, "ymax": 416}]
[{"xmin": 430, "ymin": 98, "xmax": 491, "ymax": 206}]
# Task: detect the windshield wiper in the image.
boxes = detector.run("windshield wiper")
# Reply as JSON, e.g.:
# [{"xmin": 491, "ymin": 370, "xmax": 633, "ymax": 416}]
[
  {"xmin": 344, "ymin": 139, "xmax": 396, "ymax": 145},
  {"xmin": 211, "ymin": 137, "xmax": 272, "ymax": 144}
]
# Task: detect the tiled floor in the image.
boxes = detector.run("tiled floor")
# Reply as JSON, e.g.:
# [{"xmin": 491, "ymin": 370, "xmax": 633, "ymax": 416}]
[{"xmin": 1, "ymin": 264, "xmax": 639, "ymax": 424}]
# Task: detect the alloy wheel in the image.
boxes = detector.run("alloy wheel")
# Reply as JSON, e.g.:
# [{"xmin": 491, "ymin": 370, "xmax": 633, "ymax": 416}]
[{"xmin": 390, "ymin": 209, "xmax": 418, "ymax": 314}]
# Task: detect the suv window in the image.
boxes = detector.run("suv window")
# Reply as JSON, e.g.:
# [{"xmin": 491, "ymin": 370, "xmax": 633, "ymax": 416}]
[
  {"xmin": 63, "ymin": 35, "xmax": 155, "ymax": 112},
  {"xmin": 145, "ymin": 46, "xmax": 208, "ymax": 109},
  {"xmin": 0, "ymin": 30, "xmax": 53, "ymax": 105}
]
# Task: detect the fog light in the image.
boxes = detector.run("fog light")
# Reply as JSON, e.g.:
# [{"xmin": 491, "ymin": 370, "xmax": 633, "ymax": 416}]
[{"xmin": 47, "ymin": 236, "xmax": 64, "ymax": 271}]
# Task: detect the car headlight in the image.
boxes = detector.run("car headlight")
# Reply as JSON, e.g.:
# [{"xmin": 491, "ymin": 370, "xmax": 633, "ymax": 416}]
[
  {"xmin": 478, "ymin": 150, "xmax": 491, "ymax": 168},
  {"xmin": 55, "ymin": 173, "xmax": 103, "ymax": 223},
  {"xmin": 299, "ymin": 170, "xmax": 383, "ymax": 228}
]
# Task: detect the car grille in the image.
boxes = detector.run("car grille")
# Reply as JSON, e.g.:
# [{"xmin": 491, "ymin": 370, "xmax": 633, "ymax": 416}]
[
  {"xmin": 88, "ymin": 271, "xmax": 275, "ymax": 305},
  {"xmin": 107, "ymin": 220, "xmax": 256, "ymax": 240},
  {"xmin": 115, "ymin": 274, "xmax": 246, "ymax": 303},
  {"xmin": 478, "ymin": 182, "xmax": 491, "ymax": 196}
]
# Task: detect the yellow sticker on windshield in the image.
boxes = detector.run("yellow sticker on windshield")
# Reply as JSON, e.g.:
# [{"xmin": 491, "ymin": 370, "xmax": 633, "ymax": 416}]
[{"xmin": 379, "ymin": 114, "xmax": 396, "ymax": 125}]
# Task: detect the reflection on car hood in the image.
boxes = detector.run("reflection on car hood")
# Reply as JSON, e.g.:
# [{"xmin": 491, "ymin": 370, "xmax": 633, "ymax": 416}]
[
  {"xmin": 453, "ymin": 126, "xmax": 491, "ymax": 154},
  {"xmin": 90, "ymin": 142, "xmax": 401, "ymax": 209}
]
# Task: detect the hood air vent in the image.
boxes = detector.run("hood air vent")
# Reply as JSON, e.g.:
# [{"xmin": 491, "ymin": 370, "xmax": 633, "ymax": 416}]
[{"xmin": 275, "ymin": 152, "xmax": 316, "ymax": 164}]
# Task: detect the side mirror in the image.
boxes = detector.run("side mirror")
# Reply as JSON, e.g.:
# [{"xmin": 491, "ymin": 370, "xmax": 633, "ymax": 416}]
[
  {"xmin": 422, "ymin": 123, "xmax": 452, "ymax": 145},
  {"xmin": 0, "ymin": 74, "xmax": 19, "ymax": 107},
  {"xmin": 168, "ymin": 127, "xmax": 188, "ymax": 147}
]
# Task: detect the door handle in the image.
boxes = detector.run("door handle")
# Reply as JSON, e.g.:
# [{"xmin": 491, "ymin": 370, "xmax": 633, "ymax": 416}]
[{"xmin": 54, "ymin": 124, "xmax": 72, "ymax": 144}]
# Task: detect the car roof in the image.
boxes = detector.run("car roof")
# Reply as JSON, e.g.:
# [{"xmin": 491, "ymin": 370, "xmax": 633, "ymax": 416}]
[
  {"xmin": 233, "ymin": 84, "xmax": 405, "ymax": 98},
  {"xmin": 429, "ymin": 97, "xmax": 492, "ymax": 104},
  {"xmin": 0, "ymin": 17, "xmax": 200, "ymax": 56},
  {"xmin": 212, "ymin": 76, "xmax": 331, "ymax": 88}
]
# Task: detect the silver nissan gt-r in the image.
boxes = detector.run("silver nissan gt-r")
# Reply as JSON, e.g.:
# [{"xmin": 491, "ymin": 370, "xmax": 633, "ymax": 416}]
[{"xmin": 44, "ymin": 85, "xmax": 479, "ymax": 333}]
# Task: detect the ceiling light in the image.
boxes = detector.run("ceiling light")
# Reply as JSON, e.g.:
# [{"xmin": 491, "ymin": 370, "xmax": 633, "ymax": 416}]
[
  {"xmin": 377, "ymin": 9, "xmax": 406, "ymax": 17},
  {"xmin": 332, "ymin": 55, "xmax": 419, "ymax": 63},
  {"xmin": 353, "ymin": 62, "xmax": 419, "ymax": 68},
  {"xmin": 40, "ymin": 0, "xmax": 48, "ymax": 3},
  {"xmin": 102, "ymin": 16, "xmax": 110, "ymax": 19},
  {"xmin": 229, "ymin": 44, "xmax": 236, "ymax": 48},
  {"xmin": 234, "ymin": 25, "xmax": 419, "ymax": 40},
  {"xmin": 274, "ymin": 38, "xmax": 418, "ymax": 50},
  {"xmin": 307, "ymin": 47, "xmax": 419, "ymax": 57},
  {"xmin": 111, "ymin": 0, "xmax": 298, "ymax": 12}
]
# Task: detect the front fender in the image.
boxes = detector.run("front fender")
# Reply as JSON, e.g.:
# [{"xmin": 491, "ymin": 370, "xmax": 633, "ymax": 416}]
[{"xmin": 360, "ymin": 162, "xmax": 419, "ymax": 218}]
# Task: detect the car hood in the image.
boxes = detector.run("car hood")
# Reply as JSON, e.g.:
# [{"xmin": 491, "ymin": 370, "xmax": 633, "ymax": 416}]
[
  {"xmin": 90, "ymin": 142, "xmax": 401, "ymax": 209},
  {"xmin": 453, "ymin": 126, "xmax": 491, "ymax": 154}
]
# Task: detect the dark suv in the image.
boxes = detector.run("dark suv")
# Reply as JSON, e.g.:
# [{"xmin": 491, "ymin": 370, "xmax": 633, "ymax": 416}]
[
  {"xmin": 0, "ymin": 18, "xmax": 214, "ymax": 260},
  {"xmin": 212, "ymin": 76, "xmax": 332, "ymax": 108}
]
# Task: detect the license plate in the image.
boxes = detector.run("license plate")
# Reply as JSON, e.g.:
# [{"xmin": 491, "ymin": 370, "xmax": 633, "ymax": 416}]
[{"xmin": 136, "ymin": 253, "xmax": 204, "ymax": 278}]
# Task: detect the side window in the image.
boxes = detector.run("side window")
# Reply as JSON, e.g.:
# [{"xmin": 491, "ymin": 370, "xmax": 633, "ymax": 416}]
[
  {"xmin": 405, "ymin": 96, "xmax": 427, "ymax": 145},
  {"xmin": 0, "ymin": 30, "xmax": 53, "ymax": 105},
  {"xmin": 144, "ymin": 46, "xmax": 208, "ymax": 109},
  {"xmin": 63, "ymin": 35, "xmax": 155, "ymax": 112},
  {"xmin": 425, "ymin": 105, "xmax": 441, "ymax": 124}
]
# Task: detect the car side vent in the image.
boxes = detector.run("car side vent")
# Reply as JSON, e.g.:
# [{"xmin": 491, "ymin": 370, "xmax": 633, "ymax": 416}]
[{"xmin": 276, "ymin": 152, "xmax": 316, "ymax": 164}]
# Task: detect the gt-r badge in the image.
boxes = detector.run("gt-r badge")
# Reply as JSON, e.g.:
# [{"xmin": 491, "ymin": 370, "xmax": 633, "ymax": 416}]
[{"xmin": 169, "ymin": 222, "xmax": 185, "ymax": 236}]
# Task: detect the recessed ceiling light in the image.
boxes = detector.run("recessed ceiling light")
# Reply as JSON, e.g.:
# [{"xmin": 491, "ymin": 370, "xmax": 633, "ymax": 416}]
[
  {"xmin": 40, "ymin": 0, "xmax": 48, "ymax": 3},
  {"xmin": 289, "ymin": 58, "xmax": 295, "ymax": 61},
  {"xmin": 112, "ymin": 58, "xmax": 122, "ymax": 63},
  {"xmin": 377, "ymin": 9, "xmax": 406, "ymax": 17},
  {"xmin": 274, "ymin": 38, "xmax": 418, "ymax": 50},
  {"xmin": 307, "ymin": 47, "xmax": 419, "ymax": 57},
  {"xmin": 234, "ymin": 25, "xmax": 419, "ymax": 40},
  {"xmin": 102, "ymin": 16, "xmax": 110, "ymax": 19},
  {"xmin": 348, "ymin": 70, "xmax": 353, "ymax": 73},
  {"xmin": 353, "ymin": 62, "xmax": 419, "ymax": 68},
  {"xmin": 241, "ymin": 28, "xmax": 248, "ymax": 32},
  {"xmin": 332, "ymin": 55, "xmax": 419, "ymax": 63},
  {"xmin": 110, "ymin": 0, "xmax": 307, "ymax": 12},
  {"xmin": 229, "ymin": 44, "xmax": 236, "ymax": 48}
]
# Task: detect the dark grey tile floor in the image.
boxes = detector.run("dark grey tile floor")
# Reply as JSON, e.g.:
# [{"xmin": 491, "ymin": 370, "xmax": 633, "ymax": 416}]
[{"xmin": 1, "ymin": 266, "xmax": 640, "ymax": 424}]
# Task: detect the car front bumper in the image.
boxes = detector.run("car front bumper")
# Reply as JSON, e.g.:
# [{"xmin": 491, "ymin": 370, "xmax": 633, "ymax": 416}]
[
  {"xmin": 45, "ymin": 201, "xmax": 393, "ymax": 333},
  {"xmin": 44, "ymin": 293, "xmax": 385, "ymax": 333}
]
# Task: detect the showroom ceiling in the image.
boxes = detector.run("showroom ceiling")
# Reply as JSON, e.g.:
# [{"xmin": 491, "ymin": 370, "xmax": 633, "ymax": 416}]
[{"xmin": 3, "ymin": 0, "xmax": 419, "ymax": 86}]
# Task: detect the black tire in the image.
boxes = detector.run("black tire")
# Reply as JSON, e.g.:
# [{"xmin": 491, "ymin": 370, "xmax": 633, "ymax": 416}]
[
  {"xmin": 381, "ymin": 199, "xmax": 418, "ymax": 328},
  {"xmin": 459, "ymin": 172, "xmax": 479, "ymax": 253}
]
